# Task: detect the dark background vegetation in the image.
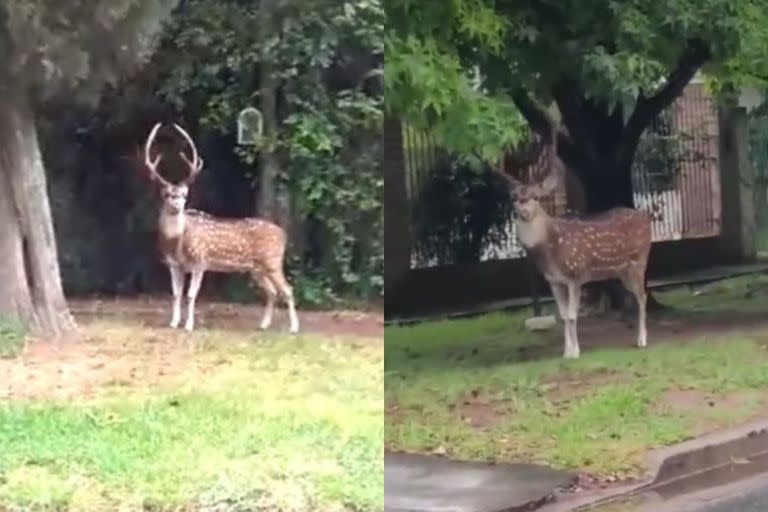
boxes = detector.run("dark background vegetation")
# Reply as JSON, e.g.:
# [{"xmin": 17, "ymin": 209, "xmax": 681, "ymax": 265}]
[{"xmin": 42, "ymin": 0, "xmax": 383, "ymax": 308}]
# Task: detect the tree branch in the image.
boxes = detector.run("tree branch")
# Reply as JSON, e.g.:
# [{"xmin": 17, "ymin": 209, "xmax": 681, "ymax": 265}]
[
  {"xmin": 511, "ymin": 88, "xmax": 552, "ymax": 137},
  {"xmin": 512, "ymin": 88, "xmax": 593, "ymax": 182},
  {"xmin": 618, "ymin": 40, "xmax": 711, "ymax": 166},
  {"xmin": 552, "ymin": 81, "xmax": 599, "ymax": 164},
  {"xmin": 512, "ymin": 88, "xmax": 571, "ymax": 149}
]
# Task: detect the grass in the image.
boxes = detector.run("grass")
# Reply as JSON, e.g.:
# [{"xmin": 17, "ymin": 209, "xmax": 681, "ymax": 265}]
[
  {"xmin": 0, "ymin": 317, "xmax": 26, "ymax": 358},
  {"xmin": 385, "ymin": 274, "xmax": 768, "ymax": 477},
  {"xmin": 0, "ymin": 322, "xmax": 383, "ymax": 511}
]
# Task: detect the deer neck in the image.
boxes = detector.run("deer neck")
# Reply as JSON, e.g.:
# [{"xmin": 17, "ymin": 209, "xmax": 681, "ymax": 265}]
[
  {"xmin": 515, "ymin": 211, "xmax": 552, "ymax": 249},
  {"xmin": 159, "ymin": 208, "xmax": 187, "ymax": 240}
]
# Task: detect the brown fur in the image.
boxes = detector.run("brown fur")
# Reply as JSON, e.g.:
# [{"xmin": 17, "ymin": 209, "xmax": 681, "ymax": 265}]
[
  {"xmin": 161, "ymin": 212, "xmax": 287, "ymax": 274},
  {"xmin": 143, "ymin": 123, "xmax": 299, "ymax": 332},
  {"xmin": 495, "ymin": 122, "xmax": 651, "ymax": 358},
  {"xmin": 527, "ymin": 208, "xmax": 652, "ymax": 283}
]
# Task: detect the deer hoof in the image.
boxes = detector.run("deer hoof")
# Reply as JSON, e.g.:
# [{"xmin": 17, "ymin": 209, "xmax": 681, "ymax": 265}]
[
  {"xmin": 563, "ymin": 348, "xmax": 580, "ymax": 359},
  {"xmin": 170, "ymin": 320, "xmax": 180, "ymax": 329}
]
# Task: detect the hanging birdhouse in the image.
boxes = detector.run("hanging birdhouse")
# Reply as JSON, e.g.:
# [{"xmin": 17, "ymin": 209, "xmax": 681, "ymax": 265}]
[{"xmin": 237, "ymin": 107, "xmax": 263, "ymax": 145}]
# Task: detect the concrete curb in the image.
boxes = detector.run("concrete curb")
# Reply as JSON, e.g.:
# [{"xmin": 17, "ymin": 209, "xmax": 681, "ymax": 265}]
[{"xmin": 539, "ymin": 419, "xmax": 768, "ymax": 512}]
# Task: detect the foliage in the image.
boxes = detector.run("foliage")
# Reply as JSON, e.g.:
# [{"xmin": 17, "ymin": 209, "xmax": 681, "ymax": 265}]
[
  {"xmin": 385, "ymin": 33, "xmax": 529, "ymax": 163},
  {"xmin": 154, "ymin": 0, "xmax": 383, "ymax": 305},
  {"xmin": 385, "ymin": 0, "xmax": 768, "ymax": 184},
  {"xmin": 411, "ymin": 154, "xmax": 513, "ymax": 266},
  {"xmin": 1, "ymin": 0, "xmax": 179, "ymax": 101},
  {"xmin": 631, "ymin": 110, "xmax": 682, "ymax": 191}
]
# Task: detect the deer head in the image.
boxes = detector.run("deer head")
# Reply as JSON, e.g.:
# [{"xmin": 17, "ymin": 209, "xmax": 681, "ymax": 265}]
[
  {"xmin": 143, "ymin": 122, "xmax": 204, "ymax": 215},
  {"xmin": 496, "ymin": 160, "xmax": 559, "ymax": 223},
  {"xmin": 495, "ymin": 124, "xmax": 561, "ymax": 222}
]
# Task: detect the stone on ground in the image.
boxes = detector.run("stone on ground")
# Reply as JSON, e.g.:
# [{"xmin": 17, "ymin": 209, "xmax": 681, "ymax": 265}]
[{"xmin": 525, "ymin": 315, "xmax": 557, "ymax": 332}]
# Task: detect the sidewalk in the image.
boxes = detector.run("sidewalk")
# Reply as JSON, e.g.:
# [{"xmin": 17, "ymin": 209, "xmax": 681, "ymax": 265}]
[{"xmin": 384, "ymin": 451, "xmax": 575, "ymax": 512}]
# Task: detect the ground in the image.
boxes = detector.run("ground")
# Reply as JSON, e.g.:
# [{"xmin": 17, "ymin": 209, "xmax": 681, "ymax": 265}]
[
  {"xmin": 0, "ymin": 299, "xmax": 383, "ymax": 512},
  {"xmin": 385, "ymin": 274, "xmax": 768, "ymax": 487}
]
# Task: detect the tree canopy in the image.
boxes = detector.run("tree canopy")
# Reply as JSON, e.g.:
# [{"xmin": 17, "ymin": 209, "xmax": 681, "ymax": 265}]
[
  {"xmin": 152, "ymin": 0, "xmax": 383, "ymax": 302},
  {"xmin": 385, "ymin": 0, "xmax": 768, "ymax": 194},
  {"xmin": 1, "ymin": 1, "xmax": 178, "ymax": 100}
]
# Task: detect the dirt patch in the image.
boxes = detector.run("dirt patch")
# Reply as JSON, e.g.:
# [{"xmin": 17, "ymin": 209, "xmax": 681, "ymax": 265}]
[
  {"xmin": 659, "ymin": 388, "xmax": 761, "ymax": 413},
  {"xmin": 68, "ymin": 295, "xmax": 383, "ymax": 339},
  {"xmin": 658, "ymin": 389, "xmax": 768, "ymax": 434},
  {"xmin": 386, "ymin": 401, "xmax": 405, "ymax": 424},
  {"xmin": 1, "ymin": 297, "xmax": 382, "ymax": 401},
  {"xmin": 451, "ymin": 389, "xmax": 505, "ymax": 428},
  {"xmin": 543, "ymin": 368, "xmax": 626, "ymax": 403},
  {"xmin": 661, "ymin": 389, "xmax": 717, "ymax": 411},
  {"xmin": 459, "ymin": 400, "xmax": 501, "ymax": 428},
  {"xmin": 0, "ymin": 328, "xmax": 200, "ymax": 400},
  {"xmin": 491, "ymin": 309, "xmax": 768, "ymax": 364}
]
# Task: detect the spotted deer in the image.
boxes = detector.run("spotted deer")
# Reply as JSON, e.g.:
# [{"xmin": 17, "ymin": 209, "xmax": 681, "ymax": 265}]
[
  {"xmin": 495, "ymin": 124, "xmax": 651, "ymax": 358},
  {"xmin": 142, "ymin": 122, "xmax": 299, "ymax": 333}
]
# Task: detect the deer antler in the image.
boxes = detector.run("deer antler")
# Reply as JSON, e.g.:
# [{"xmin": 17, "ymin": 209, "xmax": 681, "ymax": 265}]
[
  {"xmin": 144, "ymin": 122, "xmax": 171, "ymax": 187},
  {"xmin": 173, "ymin": 123, "xmax": 203, "ymax": 184},
  {"xmin": 493, "ymin": 151, "xmax": 526, "ymax": 192}
]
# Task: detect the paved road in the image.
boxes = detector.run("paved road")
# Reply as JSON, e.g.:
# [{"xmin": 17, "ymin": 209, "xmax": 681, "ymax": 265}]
[
  {"xmin": 690, "ymin": 483, "xmax": 768, "ymax": 512},
  {"xmin": 578, "ymin": 474, "xmax": 768, "ymax": 512}
]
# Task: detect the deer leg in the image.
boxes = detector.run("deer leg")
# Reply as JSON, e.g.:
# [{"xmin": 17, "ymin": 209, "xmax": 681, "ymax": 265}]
[
  {"xmin": 184, "ymin": 268, "xmax": 205, "ymax": 332},
  {"xmin": 253, "ymin": 272, "xmax": 277, "ymax": 331},
  {"xmin": 565, "ymin": 282, "xmax": 581, "ymax": 359},
  {"xmin": 267, "ymin": 270, "xmax": 299, "ymax": 334},
  {"xmin": 621, "ymin": 268, "xmax": 648, "ymax": 348},
  {"xmin": 550, "ymin": 283, "xmax": 571, "ymax": 351},
  {"xmin": 168, "ymin": 265, "xmax": 185, "ymax": 328}
]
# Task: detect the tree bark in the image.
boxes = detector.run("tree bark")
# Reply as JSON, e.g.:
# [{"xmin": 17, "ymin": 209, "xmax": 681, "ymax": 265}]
[
  {"xmin": 256, "ymin": 7, "xmax": 291, "ymax": 232},
  {"xmin": 257, "ymin": 59, "xmax": 279, "ymax": 220},
  {"xmin": 0, "ymin": 83, "xmax": 76, "ymax": 337}
]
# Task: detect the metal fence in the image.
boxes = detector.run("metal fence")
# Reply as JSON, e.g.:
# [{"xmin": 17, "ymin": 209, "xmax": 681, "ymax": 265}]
[
  {"xmin": 404, "ymin": 84, "xmax": 723, "ymax": 269},
  {"xmin": 402, "ymin": 124, "xmax": 438, "ymax": 201},
  {"xmin": 631, "ymin": 84, "xmax": 721, "ymax": 242},
  {"xmin": 749, "ymin": 113, "xmax": 768, "ymax": 253}
]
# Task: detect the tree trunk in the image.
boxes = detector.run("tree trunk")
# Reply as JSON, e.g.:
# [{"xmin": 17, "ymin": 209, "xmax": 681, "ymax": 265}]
[
  {"xmin": 257, "ymin": 59, "xmax": 279, "ymax": 220},
  {"xmin": 0, "ymin": 84, "xmax": 76, "ymax": 337},
  {"xmin": 578, "ymin": 162, "xmax": 635, "ymax": 213}
]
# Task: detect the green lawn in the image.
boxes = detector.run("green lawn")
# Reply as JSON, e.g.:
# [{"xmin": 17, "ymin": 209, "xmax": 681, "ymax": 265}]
[
  {"xmin": 385, "ymin": 274, "xmax": 768, "ymax": 478},
  {"xmin": 0, "ymin": 321, "xmax": 383, "ymax": 511},
  {"xmin": 0, "ymin": 317, "xmax": 25, "ymax": 358}
]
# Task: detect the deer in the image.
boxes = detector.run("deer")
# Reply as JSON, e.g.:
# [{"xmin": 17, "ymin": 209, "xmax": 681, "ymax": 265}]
[
  {"xmin": 494, "ymin": 123, "xmax": 652, "ymax": 358},
  {"xmin": 142, "ymin": 122, "xmax": 299, "ymax": 334}
]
